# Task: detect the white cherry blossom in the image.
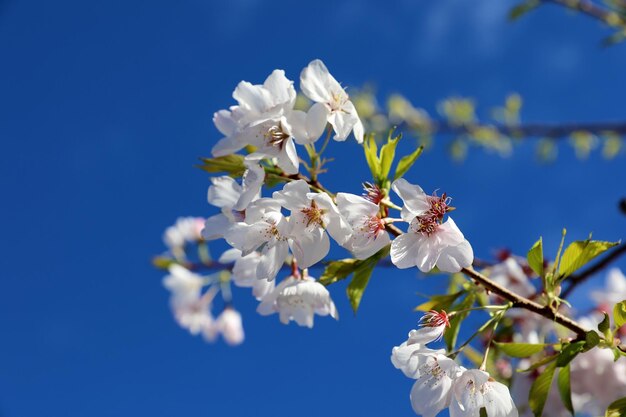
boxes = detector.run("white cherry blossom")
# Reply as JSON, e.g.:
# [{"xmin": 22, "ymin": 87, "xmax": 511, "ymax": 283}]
[
  {"xmin": 218, "ymin": 248, "xmax": 275, "ymax": 300},
  {"xmin": 225, "ymin": 198, "xmax": 290, "ymax": 281},
  {"xmin": 591, "ymin": 268, "xmax": 626, "ymax": 309},
  {"xmin": 300, "ymin": 59, "xmax": 364, "ymax": 143},
  {"xmin": 209, "ymin": 308, "xmax": 245, "ymax": 346},
  {"xmin": 488, "ymin": 258, "xmax": 535, "ymax": 299},
  {"xmin": 409, "ymin": 352, "xmax": 462, "ymax": 417},
  {"xmin": 163, "ymin": 217, "xmax": 205, "ymax": 252},
  {"xmin": 390, "ymin": 179, "xmax": 473, "ymax": 273},
  {"xmin": 257, "ymin": 275, "xmax": 338, "ymax": 328},
  {"xmin": 212, "ymin": 69, "xmax": 296, "ymax": 157},
  {"xmin": 163, "ymin": 264, "xmax": 206, "ymax": 308},
  {"xmin": 449, "ymin": 369, "xmax": 518, "ymax": 417},
  {"xmin": 391, "ymin": 311, "xmax": 450, "ymax": 378},
  {"xmin": 273, "ymin": 180, "xmax": 351, "ymax": 268},
  {"xmin": 336, "ymin": 192, "xmax": 390, "ymax": 259},
  {"xmin": 202, "ymin": 162, "xmax": 264, "ymax": 241}
]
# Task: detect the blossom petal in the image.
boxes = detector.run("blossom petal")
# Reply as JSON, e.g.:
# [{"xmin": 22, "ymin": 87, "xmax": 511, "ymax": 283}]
[
  {"xmin": 275, "ymin": 137, "xmax": 299, "ymax": 175},
  {"xmin": 300, "ymin": 59, "xmax": 337, "ymax": 103},
  {"xmin": 257, "ymin": 241, "xmax": 289, "ymax": 281},
  {"xmin": 290, "ymin": 227, "xmax": 330, "ymax": 269},
  {"xmin": 207, "ymin": 176, "xmax": 241, "ymax": 208},
  {"xmin": 437, "ymin": 239, "xmax": 473, "ymax": 273},
  {"xmin": 328, "ymin": 108, "xmax": 358, "ymax": 141},
  {"xmin": 272, "ymin": 179, "xmax": 310, "ymax": 211},
  {"xmin": 391, "ymin": 178, "xmax": 431, "ymax": 219},
  {"xmin": 390, "ymin": 233, "xmax": 422, "ymax": 269},
  {"xmin": 202, "ymin": 213, "xmax": 231, "ymax": 241},
  {"xmin": 262, "ymin": 69, "xmax": 296, "ymax": 109}
]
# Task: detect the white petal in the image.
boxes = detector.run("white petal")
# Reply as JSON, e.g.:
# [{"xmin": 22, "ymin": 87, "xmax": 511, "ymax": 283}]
[
  {"xmin": 437, "ymin": 239, "xmax": 473, "ymax": 273},
  {"xmin": 275, "ymin": 137, "xmax": 299, "ymax": 175},
  {"xmin": 328, "ymin": 108, "xmax": 357, "ymax": 141},
  {"xmin": 262, "ymin": 69, "xmax": 296, "ymax": 109},
  {"xmin": 213, "ymin": 109, "xmax": 237, "ymax": 136},
  {"xmin": 207, "ymin": 176, "xmax": 241, "ymax": 208},
  {"xmin": 352, "ymin": 114, "xmax": 364, "ymax": 143},
  {"xmin": 306, "ymin": 102, "xmax": 330, "ymax": 141},
  {"xmin": 218, "ymin": 248, "xmax": 242, "ymax": 264},
  {"xmin": 257, "ymin": 241, "xmax": 289, "ymax": 281},
  {"xmin": 437, "ymin": 217, "xmax": 466, "ymax": 246},
  {"xmin": 390, "ymin": 233, "xmax": 422, "ymax": 269},
  {"xmin": 312, "ymin": 192, "xmax": 352, "ymax": 245},
  {"xmin": 201, "ymin": 213, "xmax": 231, "ymax": 241},
  {"xmin": 410, "ymin": 356, "xmax": 455, "ymax": 417},
  {"xmin": 415, "ymin": 235, "xmax": 440, "ymax": 273},
  {"xmin": 391, "ymin": 178, "xmax": 430, "ymax": 219},
  {"xmin": 233, "ymin": 80, "xmax": 273, "ymax": 114},
  {"xmin": 272, "ymin": 179, "xmax": 310, "ymax": 211},
  {"xmin": 335, "ymin": 192, "xmax": 379, "ymax": 223},
  {"xmin": 300, "ymin": 59, "xmax": 337, "ymax": 103},
  {"xmin": 234, "ymin": 161, "xmax": 264, "ymax": 211},
  {"xmin": 290, "ymin": 227, "xmax": 330, "ymax": 269},
  {"xmin": 351, "ymin": 232, "xmax": 390, "ymax": 260}
]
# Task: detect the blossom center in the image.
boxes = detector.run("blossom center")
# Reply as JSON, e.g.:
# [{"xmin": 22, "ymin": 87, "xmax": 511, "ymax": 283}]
[
  {"xmin": 419, "ymin": 310, "xmax": 450, "ymax": 328},
  {"xmin": 329, "ymin": 89, "xmax": 348, "ymax": 112},
  {"xmin": 264, "ymin": 124, "xmax": 289, "ymax": 148},
  {"xmin": 362, "ymin": 182, "xmax": 385, "ymax": 205},
  {"xmin": 301, "ymin": 201, "xmax": 326, "ymax": 228},
  {"xmin": 360, "ymin": 215, "xmax": 385, "ymax": 239}
]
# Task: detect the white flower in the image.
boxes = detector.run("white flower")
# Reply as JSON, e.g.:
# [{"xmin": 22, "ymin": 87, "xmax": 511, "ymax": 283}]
[
  {"xmin": 163, "ymin": 264, "xmax": 205, "ymax": 308},
  {"xmin": 273, "ymin": 180, "xmax": 351, "ymax": 268},
  {"xmin": 336, "ymin": 192, "xmax": 390, "ymax": 259},
  {"xmin": 212, "ymin": 69, "xmax": 296, "ymax": 157},
  {"xmin": 244, "ymin": 115, "xmax": 300, "ymax": 175},
  {"xmin": 218, "ymin": 248, "xmax": 275, "ymax": 300},
  {"xmin": 409, "ymin": 352, "xmax": 462, "ymax": 417},
  {"xmin": 300, "ymin": 59, "xmax": 364, "ymax": 143},
  {"xmin": 257, "ymin": 275, "xmax": 338, "ymax": 328},
  {"xmin": 208, "ymin": 308, "xmax": 245, "ymax": 346},
  {"xmin": 391, "ymin": 311, "xmax": 450, "ymax": 378},
  {"xmin": 488, "ymin": 258, "xmax": 535, "ymax": 299},
  {"xmin": 163, "ymin": 217, "xmax": 205, "ymax": 251},
  {"xmin": 390, "ymin": 179, "xmax": 473, "ymax": 273},
  {"xmin": 449, "ymin": 369, "xmax": 518, "ymax": 417},
  {"xmin": 225, "ymin": 198, "xmax": 290, "ymax": 281},
  {"xmin": 202, "ymin": 161, "xmax": 264, "ymax": 240},
  {"xmin": 591, "ymin": 268, "xmax": 626, "ymax": 308}
]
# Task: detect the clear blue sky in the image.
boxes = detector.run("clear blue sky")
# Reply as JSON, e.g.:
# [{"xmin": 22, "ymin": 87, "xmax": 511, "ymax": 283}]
[{"xmin": 1, "ymin": 1, "xmax": 625, "ymax": 416}]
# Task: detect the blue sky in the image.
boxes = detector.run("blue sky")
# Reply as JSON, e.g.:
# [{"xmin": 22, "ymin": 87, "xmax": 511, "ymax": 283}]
[{"xmin": 1, "ymin": 1, "xmax": 625, "ymax": 416}]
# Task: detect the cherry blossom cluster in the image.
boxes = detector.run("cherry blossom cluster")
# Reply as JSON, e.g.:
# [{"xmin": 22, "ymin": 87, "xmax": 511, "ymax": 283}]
[
  {"xmin": 392, "ymin": 311, "xmax": 518, "ymax": 417},
  {"xmin": 159, "ymin": 60, "xmax": 475, "ymax": 347}
]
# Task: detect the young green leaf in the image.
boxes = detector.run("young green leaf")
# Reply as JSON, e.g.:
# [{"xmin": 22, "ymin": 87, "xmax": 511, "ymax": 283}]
[
  {"xmin": 598, "ymin": 311, "xmax": 612, "ymax": 335},
  {"xmin": 319, "ymin": 258, "xmax": 360, "ymax": 286},
  {"xmin": 613, "ymin": 300, "xmax": 626, "ymax": 330},
  {"xmin": 363, "ymin": 134, "xmax": 381, "ymax": 180},
  {"xmin": 509, "ymin": 0, "xmax": 540, "ymax": 21},
  {"xmin": 444, "ymin": 293, "xmax": 476, "ymax": 351},
  {"xmin": 557, "ymin": 364, "xmax": 574, "ymax": 415},
  {"xmin": 415, "ymin": 291, "xmax": 464, "ymax": 312},
  {"xmin": 495, "ymin": 342, "xmax": 547, "ymax": 358},
  {"xmin": 527, "ymin": 237, "xmax": 544, "ymax": 278},
  {"xmin": 605, "ymin": 397, "xmax": 626, "ymax": 417},
  {"xmin": 379, "ymin": 131, "xmax": 400, "ymax": 180},
  {"xmin": 558, "ymin": 239, "xmax": 619, "ymax": 278},
  {"xmin": 393, "ymin": 145, "xmax": 424, "ymax": 180},
  {"xmin": 529, "ymin": 361, "xmax": 557, "ymax": 417},
  {"xmin": 585, "ymin": 331, "xmax": 601, "ymax": 350},
  {"xmin": 556, "ymin": 341, "xmax": 586, "ymax": 367},
  {"xmin": 197, "ymin": 155, "xmax": 246, "ymax": 176},
  {"xmin": 346, "ymin": 264, "xmax": 375, "ymax": 314}
]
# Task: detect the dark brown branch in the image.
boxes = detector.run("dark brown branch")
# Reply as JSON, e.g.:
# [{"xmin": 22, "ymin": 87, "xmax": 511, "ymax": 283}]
[{"xmin": 561, "ymin": 242, "xmax": 626, "ymax": 299}]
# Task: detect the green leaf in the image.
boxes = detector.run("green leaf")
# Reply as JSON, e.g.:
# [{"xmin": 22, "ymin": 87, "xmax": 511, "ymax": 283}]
[
  {"xmin": 415, "ymin": 291, "xmax": 464, "ymax": 312},
  {"xmin": 319, "ymin": 258, "xmax": 360, "ymax": 286},
  {"xmin": 509, "ymin": 0, "xmax": 540, "ymax": 21},
  {"xmin": 495, "ymin": 342, "xmax": 547, "ymax": 358},
  {"xmin": 197, "ymin": 155, "xmax": 246, "ymax": 176},
  {"xmin": 379, "ymin": 131, "xmax": 400, "ymax": 180},
  {"xmin": 346, "ymin": 264, "xmax": 375, "ymax": 314},
  {"xmin": 605, "ymin": 397, "xmax": 626, "ymax": 417},
  {"xmin": 557, "ymin": 364, "xmax": 574, "ymax": 415},
  {"xmin": 599, "ymin": 311, "xmax": 612, "ymax": 335},
  {"xmin": 527, "ymin": 237, "xmax": 544, "ymax": 278},
  {"xmin": 585, "ymin": 331, "xmax": 601, "ymax": 350},
  {"xmin": 393, "ymin": 145, "xmax": 424, "ymax": 180},
  {"xmin": 363, "ymin": 134, "xmax": 381, "ymax": 180},
  {"xmin": 529, "ymin": 361, "xmax": 557, "ymax": 417},
  {"xmin": 556, "ymin": 341, "xmax": 586, "ymax": 367},
  {"xmin": 613, "ymin": 300, "xmax": 626, "ymax": 330},
  {"xmin": 444, "ymin": 293, "xmax": 476, "ymax": 351},
  {"xmin": 558, "ymin": 239, "xmax": 619, "ymax": 278}
]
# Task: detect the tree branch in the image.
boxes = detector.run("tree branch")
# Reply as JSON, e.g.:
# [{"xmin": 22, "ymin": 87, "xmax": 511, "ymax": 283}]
[{"xmin": 545, "ymin": 0, "xmax": 626, "ymax": 28}]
